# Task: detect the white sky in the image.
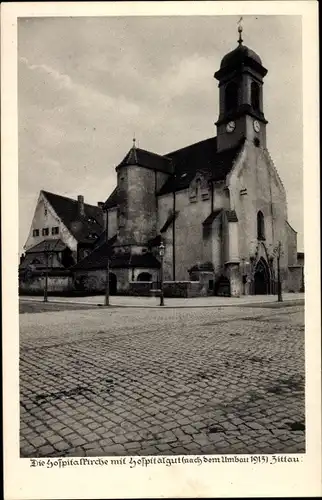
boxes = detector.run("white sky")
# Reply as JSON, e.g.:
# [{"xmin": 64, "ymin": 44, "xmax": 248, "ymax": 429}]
[{"xmin": 18, "ymin": 15, "xmax": 303, "ymax": 252}]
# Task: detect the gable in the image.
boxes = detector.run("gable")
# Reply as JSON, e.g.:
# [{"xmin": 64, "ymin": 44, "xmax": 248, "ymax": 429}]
[
  {"xmin": 42, "ymin": 191, "xmax": 104, "ymax": 243},
  {"xmin": 23, "ymin": 192, "xmax": 78, "ymax": 252}
]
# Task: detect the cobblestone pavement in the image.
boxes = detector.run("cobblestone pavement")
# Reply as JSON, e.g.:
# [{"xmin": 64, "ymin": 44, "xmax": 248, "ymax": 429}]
[{"xmin": 20, "ymin": 303, "xmax": 305, "ymax": 457}]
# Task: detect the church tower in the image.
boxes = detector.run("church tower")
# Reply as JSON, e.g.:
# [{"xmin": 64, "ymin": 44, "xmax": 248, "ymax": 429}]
[{"xmin": 214, "ymin": 23, "xmax": 268, "ymax": 152}]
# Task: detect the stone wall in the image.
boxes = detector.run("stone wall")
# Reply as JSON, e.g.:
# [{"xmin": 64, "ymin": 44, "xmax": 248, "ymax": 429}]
[
  {"xmin": 227, "ymin": 141, "xmax": 290, "ymax": 273},
  {"xmin": 163, "ymin": 281, "xmax": 203, "ymax": 298},
  {"xmin": 118, "ymin": 166, "xmax": 158, "ymax": 244},
  {"xmin": 287, "ymin": 266, "xmax": 303, "ymax": 293},
  {"xmin": 129, "ymin": 281, "xmax": 153, "ymax": 296},
  {"xmin": 158, "ymin": 188, "xmax": 213, "ymax": 281},
  {"xmin": 19, "ymin": 273, "xmax": 73, "ymax": 295}
]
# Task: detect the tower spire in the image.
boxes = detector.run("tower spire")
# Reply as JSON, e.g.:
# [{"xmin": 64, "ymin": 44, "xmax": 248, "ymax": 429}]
[
  {"xmin": 127, "ymin": 133, "xmax": 138, "ymax": 164},
  {"xmin": 237, "ymin": 17, "xmax": 243, "ymax": 45}
]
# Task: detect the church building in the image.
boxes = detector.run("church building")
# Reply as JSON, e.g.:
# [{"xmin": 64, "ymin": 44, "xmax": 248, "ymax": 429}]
[
  {"xmin": 21, "ymin": 27, "xmax": 304, "ymax": 297},
  {"xmin": 74, "ymin": 27, "xmax": 302, "ymax": 296}
]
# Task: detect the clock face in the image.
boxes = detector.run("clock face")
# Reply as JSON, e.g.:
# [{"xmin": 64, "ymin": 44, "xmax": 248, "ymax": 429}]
[
  {"xmin": 226, "ymin": 121, "xmax": 236, "ymax": 133},
  {"xmin": 253, "ymin": 120, "xmax": 260, "ymax": 133}
]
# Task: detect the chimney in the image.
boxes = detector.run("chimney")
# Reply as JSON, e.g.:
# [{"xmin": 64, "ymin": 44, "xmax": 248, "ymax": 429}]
[
  {"xmin": 97, "ymin": 201, "xmax": 104, "ymax": 209},
  {"xmin": 77, "ymin": 195, "xmax": 85, "ymax": 217}
]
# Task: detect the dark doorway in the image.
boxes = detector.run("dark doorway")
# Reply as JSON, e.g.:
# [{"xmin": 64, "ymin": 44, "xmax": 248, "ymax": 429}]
[
  {"xmin": 214, "ymin": 275, "xmax": 231, "ymax": 297},
  {"xmin": 254, "ymin": 258, "xmax": 270, "ymax": 295},
  {"xmin": 137, "ymin": 272, "xmax": 152, "ymax": 281},
  {"xmin": 109, "ymin": 273, "xmax": 117, "ymax": 295}
]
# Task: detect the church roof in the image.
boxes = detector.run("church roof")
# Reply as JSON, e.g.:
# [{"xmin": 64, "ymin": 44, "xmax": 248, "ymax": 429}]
[
  {"xmin": 158, "ymin": 137, "xmax": 244, "ymax": 196},
  {"xmin": 104, "ymin": 137, "xmax": 244, "ymax": 206},
  {"xmin": 215, "ymin": 42, "xmax": 267, "ymax": 80},
  {"xmin": 220, "ymin": 44, "xmax": 262, "ymax": 69},
  {"xmin": 43, "ymin": 191, "xmax": 104, "ymax": 243},
  {"xmin": 115, "ymin": 146, "xmax": 173, "ymax": 174},
  {"xmin": 73, "ymin": 244, "xmax": 160, "ymax": 270}
]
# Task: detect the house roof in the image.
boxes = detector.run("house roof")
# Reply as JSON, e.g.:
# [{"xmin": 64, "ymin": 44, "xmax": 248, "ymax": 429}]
[
  {"xmin": 20, "ymin": 241, "xmax": 67, "ymax": 270},
  {"xmin": 25, "ymin": 238, "xmax": 67, "ymax": 253},
  {"xmin": 73, "ymin": 245, "xmax": 160, "ymax": 271},
  {"xmin": 158, "ymin": 137, "xmax": 244, "ymax": 195},
  {"xmin": 72, "ymin": 235, "xmax": 117, "ymax": 270},
  {"xmin": 111, "ymin": 253, "xmax": 161, "ymax": 269},
  {"xmin": 42, "ymin": 191, "xmax": 104, "ymax": 243},
  {"xmin": 116, "ymin": 146, "xmax": 173, "ymax": 174}
]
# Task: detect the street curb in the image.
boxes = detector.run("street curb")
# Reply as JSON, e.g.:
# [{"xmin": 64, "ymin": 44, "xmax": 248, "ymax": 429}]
[{"xmin": 20, "ymin": 298, "xmax": 304, "ymax": 309}]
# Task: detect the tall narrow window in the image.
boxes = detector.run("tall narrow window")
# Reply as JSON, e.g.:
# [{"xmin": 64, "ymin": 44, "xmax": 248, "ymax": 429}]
[
  {"xmin": 257, "ymin": 211, "xmax": 265, "ymax": 240},
  {"xmin": 251, "ymin": 82, "xmax": 260, "ymax": 112},
  {"xmin": 225, "ymin": 82, "xmax": 238, "ymax": 112}
]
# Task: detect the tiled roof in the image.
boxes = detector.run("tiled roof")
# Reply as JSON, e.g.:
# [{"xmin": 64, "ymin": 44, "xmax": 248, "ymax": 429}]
[
  {"xmin": 73, "ymin": 245, "xmax": 160, "ymax": 271},
  {"xmin": 25, "ymin": 239, "xmax": 67, "ymax": 253},
  {"xmin": 72, "ymin": 236, "xmax": 117, "ymax": 270},
  {"xmin": 158, "ymin": 137, "xmax": 244, "ymax": 195},
  {"xmin": 19, "ymin": 252, "xmax": 65, "ymax": 270},
  {"xmin": 116, "ymin": 147, "xmax": 173, "ymax": 174},
  {"xmin": 93, "ymin": 231, "xmax": 117, "ymax": 249},
  {"xmin": 104, "ymin": 137, "xmax": 244, "ymax": 207},
  {"xmin": 104, "ymin": 187, "xmax": 119, "ymax": 210},
  {"xmin": 43, "ymin": 191, "xmax": 104, "ymax": 243}
]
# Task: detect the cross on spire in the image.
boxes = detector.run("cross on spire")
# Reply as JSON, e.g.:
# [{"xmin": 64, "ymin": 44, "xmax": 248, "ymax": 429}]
[{"xmin": 237, "ymin": 16, "xmax": 243, "ymax": 45}]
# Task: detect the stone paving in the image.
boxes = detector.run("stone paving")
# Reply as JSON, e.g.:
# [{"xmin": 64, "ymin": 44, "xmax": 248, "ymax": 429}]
[{"xmin": 20, "ymin": 302, "xmax": 305, "ymax": 457}]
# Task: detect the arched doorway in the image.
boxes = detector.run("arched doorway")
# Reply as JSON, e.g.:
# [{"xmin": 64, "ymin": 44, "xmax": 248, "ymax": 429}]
[
  {"xmin": 109, "ymin": 273, "xmax": 117, "ymax": 295},
  {"xmin": 137, "ymin": 272, "xmax": 152, "ymax": 282},
  {"xmin": 254, "ymin": 258, "xmax": 270, "ymax": 295}
]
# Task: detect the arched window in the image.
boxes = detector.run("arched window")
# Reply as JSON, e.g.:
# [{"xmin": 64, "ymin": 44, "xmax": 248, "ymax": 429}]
[
  {"xmin": 257, "ymin": 211, "xmax": 265, "ymax": 240},
  {"xmin": 251, "ymin": 82, "xmax": 260, "ymax": 112},
  {"xmin": 225, "ymin": 82, "xmax": 238, "ymax": 112}
]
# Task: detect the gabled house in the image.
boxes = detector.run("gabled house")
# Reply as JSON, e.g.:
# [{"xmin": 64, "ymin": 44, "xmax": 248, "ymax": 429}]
[{"xmin": 20, "ymin": 190, "xmax": 105, "ymax": 274}]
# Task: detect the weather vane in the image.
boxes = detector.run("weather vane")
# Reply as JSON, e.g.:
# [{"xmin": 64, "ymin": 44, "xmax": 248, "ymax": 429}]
[
  {"xmin": 237, "ymin": 16, "xmax": 243, "ymax": 45},
  {"xmin": 132, "ymin": 134, "xmax": 136, "ymax": 148}
]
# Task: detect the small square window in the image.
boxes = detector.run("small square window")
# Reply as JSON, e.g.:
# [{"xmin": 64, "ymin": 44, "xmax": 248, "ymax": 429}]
[
  {"xmin": 42, "ymin": 228, "xmax": 49, "ymax": 236},
  {"xmin": 33, "ymin": 229, "xmax": 39, "ymax": 237},
  {"xmin": 52, "ymin": 227, "xmax": 59, "ymax": 235}
]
